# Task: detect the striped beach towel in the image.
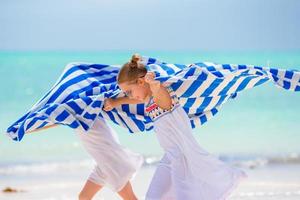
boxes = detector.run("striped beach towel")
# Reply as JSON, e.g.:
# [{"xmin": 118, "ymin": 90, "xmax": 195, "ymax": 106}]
[{"xmin": 6, "ymin": 56, "xmax": 300, "ymax": 141}]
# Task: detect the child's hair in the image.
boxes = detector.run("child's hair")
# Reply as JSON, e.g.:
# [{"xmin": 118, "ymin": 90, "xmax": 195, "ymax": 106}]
[{"xmin": 117, "ymin": 54, "xmax": 148, "ymax": 84}]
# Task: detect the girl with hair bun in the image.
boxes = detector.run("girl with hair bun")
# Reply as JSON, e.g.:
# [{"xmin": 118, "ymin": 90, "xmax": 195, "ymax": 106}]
[{"xmin": 104, "ymin": 54, "xmax": 246, "ymax": 200}]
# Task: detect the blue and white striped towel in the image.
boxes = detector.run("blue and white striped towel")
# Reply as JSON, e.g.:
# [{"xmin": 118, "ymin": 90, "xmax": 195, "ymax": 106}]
[{"xmin": 6, "ymin": 56, "xmax": 300, "ymax": 141}]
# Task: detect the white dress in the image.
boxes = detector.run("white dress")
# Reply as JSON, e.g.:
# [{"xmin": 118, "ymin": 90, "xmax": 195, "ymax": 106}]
[
  {"xmin": 76, "ymin": 117, "xmax": 143, "ymax": 192},
  {"xmin": 145, "ymin": 87, "xmax": 247, "ymax": 200}
]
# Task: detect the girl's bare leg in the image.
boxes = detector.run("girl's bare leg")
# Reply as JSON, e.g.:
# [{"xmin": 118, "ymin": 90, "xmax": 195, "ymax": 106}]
[
  {"xmin": 79, "ymin": 180, "xmax": 137, "ymax": 200},
  {"xmin": 118, "ymin": 181, "xmax": 138, "ymax": 200},
  {"xmin": 78, "ymin": 180, "xmax": 103, "ymax": 200}
]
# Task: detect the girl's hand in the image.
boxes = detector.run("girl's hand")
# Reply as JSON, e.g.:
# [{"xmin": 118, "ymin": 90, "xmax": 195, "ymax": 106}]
[
  {"xmin": 145, "ymin": 72, "xmax": 155, "ymax": 82},
  {"xmin": 103, "ymin": 98, "xmax": 116, "ymax": 111},
  {"xmin": 145, "ymin": 72, "xmax": 161, "ymax": 94}
]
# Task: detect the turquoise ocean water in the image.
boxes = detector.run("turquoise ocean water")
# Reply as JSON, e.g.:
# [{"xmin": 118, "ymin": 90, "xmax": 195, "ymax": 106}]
[{"xmin": 0, "ymin": 51, "xmax": 300, "ymax": 171}]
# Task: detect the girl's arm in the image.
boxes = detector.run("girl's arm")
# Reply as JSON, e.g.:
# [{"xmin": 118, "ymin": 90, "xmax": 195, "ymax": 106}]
[
  {"xmin": 114, "ymin": 97, "xmax": 144, "ymax": 105},
  {"xmin": 103, "ymin": 97, "xmax": 143, "ymax": 111},
  {"xmin": 145, "ymin": 72, "xmax": 172, "ymax": 110},
  {"xmin": 152, "ymin": 85, "xmax": 172, "ymax": 110},
  {"xmin": 27, "ymin": 124, "xmax": 58, "ymax": 134}
]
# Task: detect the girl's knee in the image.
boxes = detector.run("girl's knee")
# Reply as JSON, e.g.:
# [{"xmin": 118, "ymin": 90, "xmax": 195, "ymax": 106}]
[{"xmin": 78, "ymin": 191, "xmax": 91, "ymax": 200}]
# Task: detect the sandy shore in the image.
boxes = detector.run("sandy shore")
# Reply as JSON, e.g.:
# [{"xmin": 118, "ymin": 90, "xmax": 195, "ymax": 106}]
[{"xmin": 1, "ymin": 163, "xmax": 300, "ymax": 200}]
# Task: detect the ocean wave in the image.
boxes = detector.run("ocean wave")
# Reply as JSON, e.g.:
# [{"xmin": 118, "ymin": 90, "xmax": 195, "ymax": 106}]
[
  {"xmin": 143, "ymin": 153, "xmax": 300, "ymax": 168},
  {"xmin": 0, "ymin": 159, "xmax": 95, "ymax": 175},
  {"xmin": 1, "ymin": 153, "xmax": 300, "ymax": 175},
  {"xmin": 228, "ymin": 153, "xmax": 300, "ymax": 169}
]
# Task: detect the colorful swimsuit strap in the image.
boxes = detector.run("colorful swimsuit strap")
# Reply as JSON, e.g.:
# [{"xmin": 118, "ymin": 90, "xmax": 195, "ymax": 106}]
[{"xmin": 145, "ymin": 86, "xmax": 180, "ymax": 121}]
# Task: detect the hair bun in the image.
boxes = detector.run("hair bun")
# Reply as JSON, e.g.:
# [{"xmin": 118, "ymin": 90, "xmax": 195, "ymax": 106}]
[
  {"xmin": 128, "ymin": 54, "xmax": 140, "ymax": 69},
  {"xmin": 131, "ymin": 54, "xmax": 140, "ymax": 63}
]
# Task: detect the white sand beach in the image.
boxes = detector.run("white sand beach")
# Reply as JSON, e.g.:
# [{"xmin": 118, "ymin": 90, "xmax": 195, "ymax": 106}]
[{"xmin": 1, "ymin": 162, "xmax": 300, "ymax": 200}]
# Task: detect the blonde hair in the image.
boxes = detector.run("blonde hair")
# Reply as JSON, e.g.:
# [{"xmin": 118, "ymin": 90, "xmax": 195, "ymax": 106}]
[{"xmin": 117, "ymin": 54, "xmax": 147, "ymax": 84}]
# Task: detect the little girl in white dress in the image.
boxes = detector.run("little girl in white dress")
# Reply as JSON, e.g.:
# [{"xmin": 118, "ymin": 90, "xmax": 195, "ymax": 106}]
[
  {"xmin": 105, "ymin": 54, "xmax": 247, "ymax": 200},
  {"xmin": 144, "ymin": 86, "xmax": 246, "ymax": 200},
  {"xmin": 76, "ymin": 117, "xmax": 143, "ymax": 199}
]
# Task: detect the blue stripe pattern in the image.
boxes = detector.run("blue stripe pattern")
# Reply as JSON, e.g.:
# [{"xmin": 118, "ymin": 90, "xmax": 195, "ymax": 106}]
[{"xmin": 6, "ymin": 57, "xmax": 300, "ymax": 141}]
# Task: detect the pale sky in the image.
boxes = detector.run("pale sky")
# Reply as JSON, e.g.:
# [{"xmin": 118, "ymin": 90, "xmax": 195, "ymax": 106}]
[{"xmin": 0, "ymin": 0, "xmax": 300, "ymax": 51}]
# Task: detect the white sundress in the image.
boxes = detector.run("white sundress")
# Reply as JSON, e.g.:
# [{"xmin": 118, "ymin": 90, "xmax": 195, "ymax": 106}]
[
  {"xmin": 145, "ymin": 87, "xmax": 247, "ymax": 200},
  {"xmin": 76, "ymin": 117, "xmax": 144, "ymax": 192}
]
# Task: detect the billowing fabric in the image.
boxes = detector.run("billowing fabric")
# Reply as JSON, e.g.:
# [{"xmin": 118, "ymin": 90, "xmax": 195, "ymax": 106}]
[{"xmin": 6, "ymin": 56, "xmax": 300, "ymax": 141}]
